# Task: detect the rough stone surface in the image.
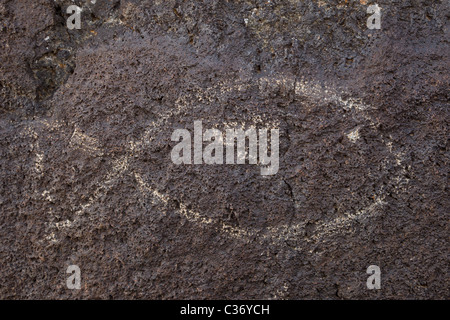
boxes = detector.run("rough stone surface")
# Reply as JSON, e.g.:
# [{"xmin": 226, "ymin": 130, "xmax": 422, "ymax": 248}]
[{"xmin": 0, "ymin": 0, "xmax": 448, "ymax": 299}]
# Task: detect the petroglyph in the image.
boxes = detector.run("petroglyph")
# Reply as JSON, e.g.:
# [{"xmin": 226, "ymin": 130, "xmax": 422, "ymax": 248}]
[{"xmin": 39, "ymin": 74, "xmax": 407, "ymax": 252}]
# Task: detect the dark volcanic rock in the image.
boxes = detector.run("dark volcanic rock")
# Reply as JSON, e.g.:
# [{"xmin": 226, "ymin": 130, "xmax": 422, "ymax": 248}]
[{"xmin": 0, "ymin": 0, "xmax": 448, "ymax": 299}]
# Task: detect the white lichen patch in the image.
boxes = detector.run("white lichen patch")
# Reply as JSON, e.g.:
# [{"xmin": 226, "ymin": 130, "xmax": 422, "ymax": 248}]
[
  {"xmin": 45, "ymin": 232, "xmax": 57, "ymax": 243},
  {"xmin": 347, "ymin": 127, "xmax": 360, "ymax": 143},
  {"xmin": 38, "ymin": 72, "xmax": 409, "ymax": 253},
  {"xmin": 134, "ymin": 171, "xmax": 256, "ymax": 240}
]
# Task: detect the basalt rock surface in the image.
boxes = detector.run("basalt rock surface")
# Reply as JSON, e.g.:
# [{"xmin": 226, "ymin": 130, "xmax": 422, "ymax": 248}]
[{"xmin": 0, "ymin": 0, "xmax": 448, "ymax": 299}]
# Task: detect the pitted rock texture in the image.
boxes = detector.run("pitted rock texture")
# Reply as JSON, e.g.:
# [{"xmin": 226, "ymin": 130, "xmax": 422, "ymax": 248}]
[{"xmin": 0, "ymin": 0, "xmax": 448, "ymax": 299}]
